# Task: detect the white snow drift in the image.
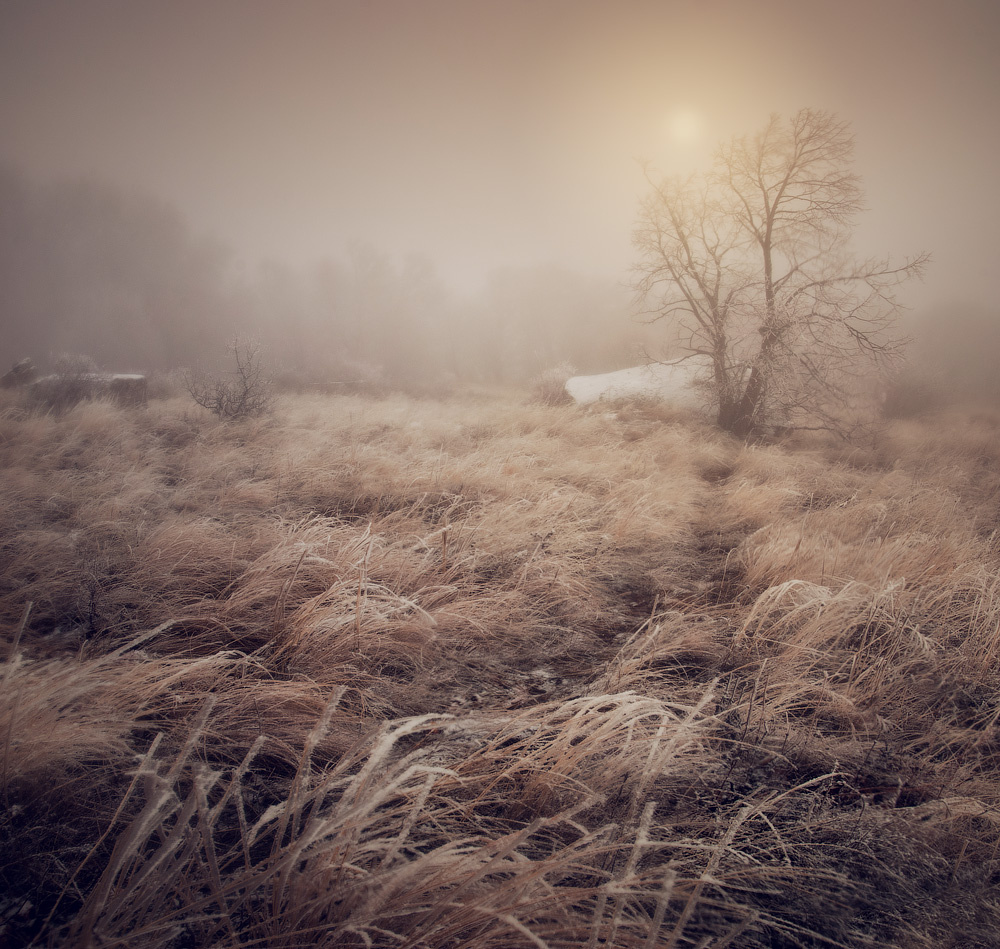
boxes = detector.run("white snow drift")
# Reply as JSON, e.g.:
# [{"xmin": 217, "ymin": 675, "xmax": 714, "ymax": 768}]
[{"xmin": 565, "ymin": 360, "xmax": 707, "ymax": 407}]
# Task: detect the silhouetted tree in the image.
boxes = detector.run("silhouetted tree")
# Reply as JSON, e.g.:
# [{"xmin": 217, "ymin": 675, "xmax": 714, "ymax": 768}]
[{"xmin": 633, "ymin": 110, "xmax": 928, "ymax": 439}]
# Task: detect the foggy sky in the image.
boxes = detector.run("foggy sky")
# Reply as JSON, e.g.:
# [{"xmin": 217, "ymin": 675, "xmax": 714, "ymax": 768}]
[{"xmin": 2, "ymin": 0, "xmax": 998, "ymax": 311}]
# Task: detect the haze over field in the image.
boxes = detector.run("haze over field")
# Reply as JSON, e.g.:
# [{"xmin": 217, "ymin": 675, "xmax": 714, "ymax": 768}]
[
  {"xmin": 1, "ymin": 0, "xmax": 998, "ymax": 379},
  {"xmin": 6, "ymin": 6, "xmax": 1000, "ymax": 943}
]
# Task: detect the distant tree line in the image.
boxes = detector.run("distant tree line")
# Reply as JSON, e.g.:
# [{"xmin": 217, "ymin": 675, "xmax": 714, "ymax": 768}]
[
  {"xmin": 0, "ymin": 165, "xmax": 235, "ymax": 372},
  {"xmin": 0, "ymin": 164, "xmax": 647, "ymax": 389}
]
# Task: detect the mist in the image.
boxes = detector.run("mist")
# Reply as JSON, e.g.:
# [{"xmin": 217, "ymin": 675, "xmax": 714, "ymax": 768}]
[
  {"xmin": 1, "ymin": 0, "xmax": 999, "ymax": 390},
  {"xmin": 0, "ymin": 163, "xmax": 649, "ymax": 385},
  {"xmin": 7, "ymin": 7, "xmax": 1000, "ymax": 942}
]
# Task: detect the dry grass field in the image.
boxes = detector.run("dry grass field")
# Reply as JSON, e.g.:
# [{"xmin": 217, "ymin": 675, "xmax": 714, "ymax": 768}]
[{"xmin": 2, "ymin": 388, "xmax": 999, "ymax": 948}]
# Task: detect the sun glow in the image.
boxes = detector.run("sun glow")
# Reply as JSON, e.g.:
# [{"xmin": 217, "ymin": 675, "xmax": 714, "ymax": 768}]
[{"xmin": 666, "ymin": 108, "xmax": 706, "ymax": 146}]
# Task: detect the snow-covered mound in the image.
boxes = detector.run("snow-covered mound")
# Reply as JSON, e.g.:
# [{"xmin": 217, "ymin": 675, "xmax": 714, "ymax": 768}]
[{"xmin": 565, "ymin": 361, "xmax": 706, "ymax": 407}]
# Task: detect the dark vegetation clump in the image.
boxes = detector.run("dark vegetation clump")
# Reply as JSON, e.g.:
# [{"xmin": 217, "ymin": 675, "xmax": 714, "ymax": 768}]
[
  {"xmin": 1, "ymin": 387, "xmax": 999, "ymax": 947},
  {"xmin": 29, "ymin": 353, "xmax": 101, "ymax": 413},
  {"xmin": 0, "ymin": 358, "xmax": 37, "ymax": 389}
]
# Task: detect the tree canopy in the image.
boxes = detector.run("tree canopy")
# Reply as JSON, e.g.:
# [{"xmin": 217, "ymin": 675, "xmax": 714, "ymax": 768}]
[{"xmin": 633, "ymin": 109, "xmax": 928, "ymax": 439}]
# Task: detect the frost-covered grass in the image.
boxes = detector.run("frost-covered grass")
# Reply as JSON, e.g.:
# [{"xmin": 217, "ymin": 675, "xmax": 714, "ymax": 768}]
[{"xmin": 2, "ymin": 389, "xmax": 999, "ymax": 947}]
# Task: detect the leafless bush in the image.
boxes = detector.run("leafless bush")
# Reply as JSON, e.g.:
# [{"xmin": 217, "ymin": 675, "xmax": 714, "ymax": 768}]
[{"xmin": 184, "ymin": 337, "xmax": 274, "ymax": 420}]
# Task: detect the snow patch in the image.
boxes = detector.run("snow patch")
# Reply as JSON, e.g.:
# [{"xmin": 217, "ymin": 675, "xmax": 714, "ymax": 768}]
[{"xmin": 565, "ymin": 361, "xmax": 707, "ymax": 407}]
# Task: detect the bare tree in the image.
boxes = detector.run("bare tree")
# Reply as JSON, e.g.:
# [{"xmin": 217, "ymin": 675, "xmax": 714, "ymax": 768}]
[
  {"xmin": 633, "ymin": 110, "xmax": 928, "ymax": 439},
  {"xmin": 184, "ymin": 337, "xmax": 274, "ymax": 420}
]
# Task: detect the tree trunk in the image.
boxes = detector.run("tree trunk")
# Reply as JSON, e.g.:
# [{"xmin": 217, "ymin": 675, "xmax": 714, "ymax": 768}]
[
  {"xmin": 728, "ymin": 364, "xmax": 766, "ymax": 439},
  {"xmin": 729, "ymin": 318, "xmax": 782, "ymax": 440}
]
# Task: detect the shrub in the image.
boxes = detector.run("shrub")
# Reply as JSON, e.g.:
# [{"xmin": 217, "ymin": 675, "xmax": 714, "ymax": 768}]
[{"xmin": 184, "ymin": 338, "xmax": 274, "ymax": 420}]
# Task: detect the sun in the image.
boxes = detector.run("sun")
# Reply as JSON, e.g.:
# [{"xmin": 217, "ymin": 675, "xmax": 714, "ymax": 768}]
[{"xmin": 666, "ymin": 108, "xmax": 706, "ymax": 146}]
